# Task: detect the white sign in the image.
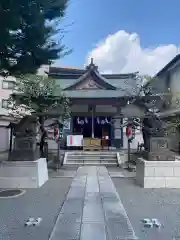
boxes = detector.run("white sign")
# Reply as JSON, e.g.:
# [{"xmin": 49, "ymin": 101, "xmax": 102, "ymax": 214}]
[
  {"xmin": 114, "ymin": 129, "xmax": 121, "ymax": 139},
  {"xmin": 67, "ymin": 135, "xmax": 83, "ymax": 147}
]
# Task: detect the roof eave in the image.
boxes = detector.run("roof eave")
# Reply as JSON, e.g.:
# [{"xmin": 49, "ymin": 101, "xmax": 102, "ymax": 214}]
[{"xmin": 155, "ymin": 54, "xmax": 180, "ymax": 77}]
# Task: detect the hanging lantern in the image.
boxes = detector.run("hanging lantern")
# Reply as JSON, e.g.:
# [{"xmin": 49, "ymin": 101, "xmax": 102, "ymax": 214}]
[
  {"xmin": 126, "ymin": 125, "xmax": 135, "ymax": 141},
  {"xmin": 54, "ymin": 125, "xmax": 59, "ymax": 139},
  {"xmin": 126, "ymin": 125, "xmax": 133, "ymax": 140}
]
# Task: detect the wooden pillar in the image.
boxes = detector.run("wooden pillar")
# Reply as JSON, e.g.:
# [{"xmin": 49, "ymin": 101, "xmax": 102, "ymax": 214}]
[{"xmin": 91, "ymin": 106, "xmax": 94, "ymax": 138}]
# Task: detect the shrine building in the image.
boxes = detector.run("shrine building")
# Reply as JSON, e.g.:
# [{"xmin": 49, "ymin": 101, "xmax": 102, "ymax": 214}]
[{"xmin": 48, "ymin": 59, "xmax": 143, "ymax": 149}]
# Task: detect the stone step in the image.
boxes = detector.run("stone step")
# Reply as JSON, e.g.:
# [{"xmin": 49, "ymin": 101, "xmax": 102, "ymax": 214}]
[
  {"xmin": 64, "ymin": 162, "xmax": 117, "ymax": 166},
  {"xmin": 66, "ymin": 154, "xmax": 117, "ymax": 157},
  {"xmin": 66, "ymin": 152, "xmax": 117, "ymax": 155},
  {"xmin": 67, "ymin": 154, "xmax": 117, "ymax": 157},
  {"xmin": 67, "ymin": 156, "xmax": 117, "ymax": 160},
  {"xmin": 64, "ymin": 152, "xmax": 118, "ymax": 166},
  {"xmin": 66, "ymin": 159, "xmax": 117, "ymax": 163}
]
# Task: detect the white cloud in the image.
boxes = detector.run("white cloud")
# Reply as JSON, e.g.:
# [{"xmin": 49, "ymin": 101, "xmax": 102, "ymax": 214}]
[{"xmin": 86, "ymin": 30, "xmax": 180, "ymax": 76}]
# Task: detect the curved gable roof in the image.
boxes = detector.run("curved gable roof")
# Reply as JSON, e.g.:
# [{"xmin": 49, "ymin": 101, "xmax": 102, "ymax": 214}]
[{"xmin": 64, "ymin": 62, "xmax": 116, "ymax": 90}]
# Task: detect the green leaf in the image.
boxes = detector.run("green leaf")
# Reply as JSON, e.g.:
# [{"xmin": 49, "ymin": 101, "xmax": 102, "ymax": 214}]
[{"xmin": 8, "ymin": 74, "xmax": 71, "ymax": 120}]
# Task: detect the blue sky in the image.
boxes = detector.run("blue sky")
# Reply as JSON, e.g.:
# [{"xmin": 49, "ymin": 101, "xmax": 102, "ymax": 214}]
[{"xmin": 56, "ymin": 0, "xmax": 180, "ymax": 75}]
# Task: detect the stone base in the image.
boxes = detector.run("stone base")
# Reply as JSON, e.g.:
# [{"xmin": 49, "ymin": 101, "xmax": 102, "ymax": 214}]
[
  {"xmin": 136, "ymin": 157, "xmax": 180, "ymax": 188},
  {"xmin": 117, "ymin": 152, "xmax": 128, "ymax": 166},
  {"xmin": 0, "ymin": 158, "xmax": 48, "ymax": 188},
  {"xmin": 143, "ymin": 150, "xmax": 175, "ymax": 161}
]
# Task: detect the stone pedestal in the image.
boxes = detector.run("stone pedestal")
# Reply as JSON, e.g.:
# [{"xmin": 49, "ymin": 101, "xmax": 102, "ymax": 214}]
[
  {"xmin": 143, "ymin": 137, "xmax": 174, "ymax": 161},
  {"xmin": 9, "ymin": 136, "xmax": 39, "ymax": 161},
  {"xmin": 136, "ymin": 157, "xmax": 180, "ymax": 188},
  {"xmin": 9, "ymin": 115, "xmax": 40, "ymax": 161},
  {"xmin": 0, "ymin": 158, "xmax": 48, "ymax": 188}
]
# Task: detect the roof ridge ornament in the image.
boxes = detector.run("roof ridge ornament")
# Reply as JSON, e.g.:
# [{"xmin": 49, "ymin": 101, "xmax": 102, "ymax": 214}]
[{"xmin": 86, "ymin": 58, "xmax": 99, "ymax": 72}]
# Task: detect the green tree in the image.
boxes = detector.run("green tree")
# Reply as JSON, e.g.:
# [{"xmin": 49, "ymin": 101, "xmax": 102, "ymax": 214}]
[
  {"xmin": 9, "ymin": 74, "xmax": 70, "ymax": 157},
  {"xmin": 0, "ymin": 0, "xmax": 70, "ymax": 74},
  {"xmin": 122, "ymin": 74, "xmax": 180, "ymax": 153}
]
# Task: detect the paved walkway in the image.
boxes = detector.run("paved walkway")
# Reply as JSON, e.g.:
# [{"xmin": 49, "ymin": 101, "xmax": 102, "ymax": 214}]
[{"xmin": 49, "ymin": 166, "xmax": 137, "ymax": 240}]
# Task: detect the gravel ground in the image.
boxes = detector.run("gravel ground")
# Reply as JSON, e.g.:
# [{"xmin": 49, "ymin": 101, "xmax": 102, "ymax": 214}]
[
  {"xmin": 0, "ymin": 177, "xmax": 73, "ymax": 240},
  {"xmin": 113, "ymin": 177, "xmax": 180, "ymax": 240}
]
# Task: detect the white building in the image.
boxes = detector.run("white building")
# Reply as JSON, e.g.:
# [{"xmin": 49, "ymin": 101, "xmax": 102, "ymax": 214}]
[
  {"xmin": 0, "ymin": 65, "xmax": 49, "ymax": 152},
  {"xmin": 147, "ymin": 54, "xmax": 180, "ymax": 152},
  {"xmin": 0, "ymin": 75, "xmax": 16, "ymax": 151}
]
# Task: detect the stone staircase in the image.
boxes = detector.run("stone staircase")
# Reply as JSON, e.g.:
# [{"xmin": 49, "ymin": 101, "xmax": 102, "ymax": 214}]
[{"xmin": 63, "ymin": 151, "xmax": 119, "ymax": 166}]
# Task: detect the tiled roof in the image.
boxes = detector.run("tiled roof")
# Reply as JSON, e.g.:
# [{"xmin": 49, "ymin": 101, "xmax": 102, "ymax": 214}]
[
  {"xmin": 50, "ymin": 62, "xmax": 137, "ymax": 97},
  {"xmin": 64, "ymin": 64, "xmax": 116, "ymax": 90},
  {"xmin": 49, "ymin": 66, "xmax": 136, "ymax": 79},
  {"xmin": 49, "ymin": 67, "xmax": 85, "ymax": 75}
]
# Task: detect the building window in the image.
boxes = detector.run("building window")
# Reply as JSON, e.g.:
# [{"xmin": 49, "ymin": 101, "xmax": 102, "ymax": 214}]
[
  {"xmin": 2, "ymin": 80, "xmax": 15, "ymax": 89},
  {"xmin": 1, "ymin": 99, "xmax": 12, "ymax": 109}
]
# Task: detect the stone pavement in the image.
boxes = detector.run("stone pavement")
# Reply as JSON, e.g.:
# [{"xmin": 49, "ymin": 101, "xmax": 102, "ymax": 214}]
[
  {"xmin": 113, "ymin": 178, "xmax": 180, "ymax": 240},
  {"xmin": 49, "ymin": 166, "xmax": 137, "ymax": 240},
  {"xmin": 2, "ymin": 165, "xmax": 180, "ymax": 240},
  {"xmin": 48, "ymin": 166, "xmax": 78, "ymax": 178},
  {"xmin": 0, "ymin": 177, "xmax": 72, "ymax": 240},
  {"xmin": 0, "ymin": 152, "xmax": 8, "ymax": 162},
  {"xmin": 107, "ymin": 166, "xmax": 136, "ymax": 178}
]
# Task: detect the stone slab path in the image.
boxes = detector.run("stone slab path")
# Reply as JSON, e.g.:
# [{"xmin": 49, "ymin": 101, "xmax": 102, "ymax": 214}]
[{"xmin": 49, "ymin": 166, "xmax": 137, "ymax": 240}]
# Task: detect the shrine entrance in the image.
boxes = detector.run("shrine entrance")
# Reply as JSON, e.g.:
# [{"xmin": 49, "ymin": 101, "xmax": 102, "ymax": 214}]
[
  {"xmin": 73, "ymin": 116, "xmax": 111, "ymax": 139},
  {"xmin": 73, "ymin": 117, "xmax": 92, "ymax": 137},
  {"xmin": 94, "ymin": 117, "xmax": 111, "ymax": 139}
]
